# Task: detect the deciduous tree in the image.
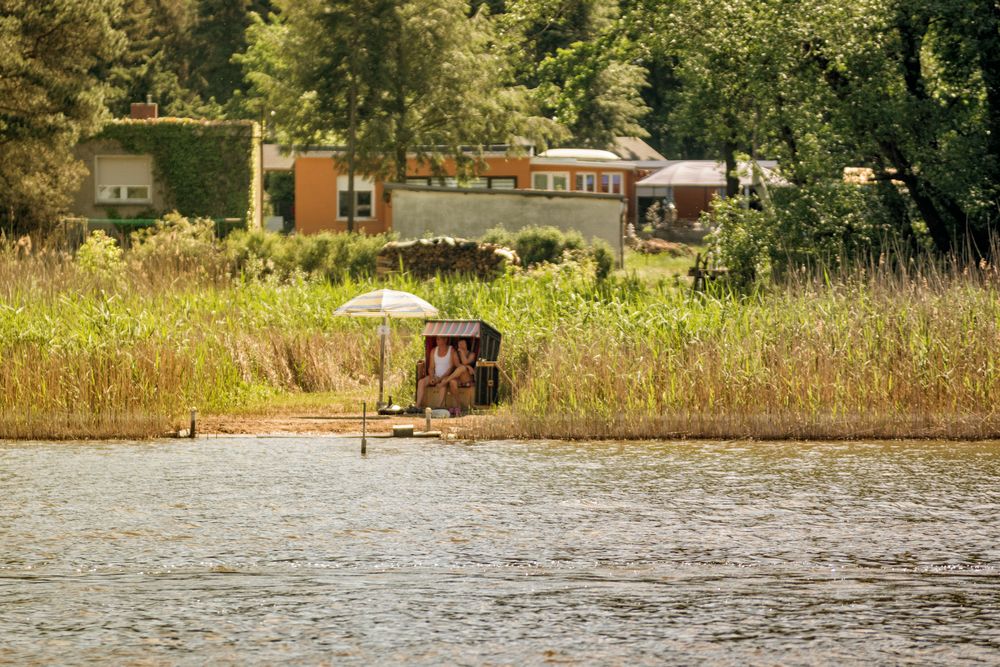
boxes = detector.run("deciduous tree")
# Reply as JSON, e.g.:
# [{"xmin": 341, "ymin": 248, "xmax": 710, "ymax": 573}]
[{"xmin": 243, "ymin": 0, "xmax": 549, "ymax": 230}]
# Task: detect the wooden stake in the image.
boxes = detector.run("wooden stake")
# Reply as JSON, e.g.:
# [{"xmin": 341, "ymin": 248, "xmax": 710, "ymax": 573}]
[
  {"xmin": 189, "ymin": 408, "xmax": 197, "ymax": 439},
  {"xmin": 361, "ymin": 402, "xmax": 367, "ymax": 455},
  {"xmin": 378, "ymin": 316, "xmax": 387, "ymax": 408}
]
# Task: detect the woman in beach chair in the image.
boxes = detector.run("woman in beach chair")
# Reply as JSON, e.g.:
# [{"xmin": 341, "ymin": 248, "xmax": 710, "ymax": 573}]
[{"xmin": 443, "ymin": 338, "xmax": 477, "ymax": 396}]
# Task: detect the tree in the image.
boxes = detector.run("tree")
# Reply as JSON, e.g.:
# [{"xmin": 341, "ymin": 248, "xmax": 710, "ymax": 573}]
[
  {"xmin": 107, "ymin": 1, "xmax": 273, "ymax": 120},
  {"xmin": 638, "ymin": 0, "xmax": 1000, "ymax": 258},
  {"xmin": 536, "ymin": 35, "xmax": 650, "ymax": 148},
  {"xmin": 188, "ymin": 0, "xmax": 273, "ymax": 107},
  {"xmin": 500, "ymin": 0, "xmax": 649, "ymax": 147},
  {"xmin": 243, "ymin": 0, "xmax": 548, "ymax": 231},
  {"xmin": 0, "ymin": 0, "xmax": 125, "ymax": 234},
  {"xmin": 105, "ymin": 0, "xmax": 209, "ymax": 117}
]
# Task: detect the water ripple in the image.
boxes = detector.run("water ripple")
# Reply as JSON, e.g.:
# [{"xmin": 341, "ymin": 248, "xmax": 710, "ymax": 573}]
[{"xmin": 1, "ymin": 438, "xmax": 999, "ymax": 664}]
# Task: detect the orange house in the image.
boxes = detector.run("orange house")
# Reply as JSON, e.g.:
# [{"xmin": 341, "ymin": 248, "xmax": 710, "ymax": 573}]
[{"xmin": 291, "ymin": 147, "xmax": 639, "ymax": 235}]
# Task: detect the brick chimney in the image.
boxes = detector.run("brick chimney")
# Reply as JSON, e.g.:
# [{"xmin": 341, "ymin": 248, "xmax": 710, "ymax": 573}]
[{"xmin": 130, "ymin": 94, "xmax": 158, "ymax": 120}]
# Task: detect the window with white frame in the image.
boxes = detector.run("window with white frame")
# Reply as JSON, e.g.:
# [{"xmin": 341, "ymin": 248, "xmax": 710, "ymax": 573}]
[
  {"xmin": 599, "ymin": 172, "xmax": 623, "ymax": 194},
  {"xmin": 575, "ymin": 173, "xmax": 597, "ymax": 192},
  {"xmin": 95, "ymin": 155, "xmax": 153, "ymax": 204},
  {"xmin": 337, "ymin": 175, "xmax": 375, "ymax": 219},
  {"xmin": 532, "ymin": 172, "xmax": 569, "ymax": 191}
]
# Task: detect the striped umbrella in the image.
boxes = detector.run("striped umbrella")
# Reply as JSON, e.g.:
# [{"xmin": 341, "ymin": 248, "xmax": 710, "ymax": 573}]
[{"xmin": 335, "ymin": 290, "xmax": 439, "ymax": 407}]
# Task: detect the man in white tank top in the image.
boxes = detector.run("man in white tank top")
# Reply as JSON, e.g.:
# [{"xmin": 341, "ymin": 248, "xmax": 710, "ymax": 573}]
[{"xmin": 416, "ymin": 336, "xmax": 457, "ymax": 408}]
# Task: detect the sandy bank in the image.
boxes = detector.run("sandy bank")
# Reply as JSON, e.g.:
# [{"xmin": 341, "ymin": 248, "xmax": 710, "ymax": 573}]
[{"xmin": 199, "ymin": 412, "xmax": 493, "ymax": 438}]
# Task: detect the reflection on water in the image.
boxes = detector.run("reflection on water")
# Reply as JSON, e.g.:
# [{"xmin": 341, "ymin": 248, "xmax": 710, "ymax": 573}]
[{"xmin": 2, "ymin": 438, "xmax": 999, "ymax": 664}]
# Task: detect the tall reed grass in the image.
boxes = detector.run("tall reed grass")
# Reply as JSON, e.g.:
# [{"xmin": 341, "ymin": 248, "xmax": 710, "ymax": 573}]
[{"xmin": 1, "ymin": 239, "xmax": 997, "ymax": 440}]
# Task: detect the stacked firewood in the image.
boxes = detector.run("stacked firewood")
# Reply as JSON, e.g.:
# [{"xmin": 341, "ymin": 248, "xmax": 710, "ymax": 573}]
[{"xmin": 377, "ymin": 237, "xmax": 520, "ymax": 279}]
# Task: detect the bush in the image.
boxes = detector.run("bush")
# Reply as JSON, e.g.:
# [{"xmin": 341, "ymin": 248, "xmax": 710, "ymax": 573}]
[
  {"xmin": 129, "ymin": 212, "xmax": 222, "ymax": 277},
  {"xmin": 707, "ymin": 182, "xmax": 905, "ymax": 286},
  {"xmin": 590, "ymin": 239, "xmax": 615, "ymax": 281},
  {"xmin": 481, "ymin": 225, "xmax": 612, "ymax": 277},
  {"xmin": 226, "ymin": 230, "xmax": 392, "ymax": 282},
  {"xmin": 76, "ymin": 231, "xmax": 124, "ymax": 282}
]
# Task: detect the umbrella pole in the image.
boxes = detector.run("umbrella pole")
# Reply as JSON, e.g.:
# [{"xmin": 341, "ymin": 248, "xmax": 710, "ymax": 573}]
[{"xmin": 378, "ymin": 315, "xmax": 387, "ymax": 408}]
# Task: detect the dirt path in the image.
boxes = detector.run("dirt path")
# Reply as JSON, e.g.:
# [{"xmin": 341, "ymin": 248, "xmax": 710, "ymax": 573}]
[{"xmin": 199, "ymin": 412, "xmax": 490, "ymax": 438}]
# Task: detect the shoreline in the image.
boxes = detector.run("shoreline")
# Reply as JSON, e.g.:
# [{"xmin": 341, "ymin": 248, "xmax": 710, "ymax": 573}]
[
  {"xmin": 5, "ymin": 411, "xmax": 998, "ymax": 443},
  {"xmin": 200, "ymin": 410, "xmax": 1000, "ymax": 442}
]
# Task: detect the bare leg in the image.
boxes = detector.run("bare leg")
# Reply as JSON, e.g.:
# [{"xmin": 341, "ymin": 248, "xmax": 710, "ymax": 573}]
[
  {"xmin": 443, "ymin": 365, "xmax": 472, "ymax": 386},
  {"xmin": 416, "ymin": 376, "xmax": 430, "ymax": 407},
  {"xmin": 432, "ymin": 381, "xmax": 447, "ymax": 407}
]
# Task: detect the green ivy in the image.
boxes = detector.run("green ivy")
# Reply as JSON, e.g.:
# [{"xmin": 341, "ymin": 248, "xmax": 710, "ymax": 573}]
[{"xmin": 96, "ymin": 119, "xmax": 257, "ymax": 222}]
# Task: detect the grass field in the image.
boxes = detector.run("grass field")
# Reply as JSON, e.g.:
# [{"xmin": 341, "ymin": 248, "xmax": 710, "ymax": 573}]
[
  {"xmin": 617, "ymin": 246, "xmax": 703, "ymax": 285},
  {"xmin": 1, "ymin": 241, "xmax": 998, "ymax": 440}
]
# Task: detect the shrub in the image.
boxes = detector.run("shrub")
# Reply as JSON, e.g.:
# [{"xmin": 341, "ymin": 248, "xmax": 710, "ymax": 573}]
[
  {"xmin": 707, "ymin": 181, "xmax": 905, "ymax": 286},
  {"xmin": 226, "ymin": 230, "xmax": 391, "ymax": 282},
  {"xmin": 590, "ymin": 239, "xmax": 615, "ymax": 281},
  {"xmin": 129, "ymin": 212, "xmax": 223, "ymax": 277},
  {"xmin": 481, "ymin": 225, "xmax": 612, "ymax": 273},
  {"xmin": 76, "ymin": 231, "xmax": 124, "ymax": 282}
]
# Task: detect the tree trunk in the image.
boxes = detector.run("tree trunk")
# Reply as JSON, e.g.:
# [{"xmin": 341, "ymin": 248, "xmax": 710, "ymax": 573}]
[
  {"xmin": 877, "ymin": 139, "xmax": 965, "ymax": 255},
  {"xmin": 393, "ymin": 35, "xmax": 408, "ymax": 183},
  {"xmin": 723, "ymin": 139, "xmax": 740, "ymax": 199},
  {"xmin": 346, "ymin": 76, "xmax": 357, "ymax": 234}
]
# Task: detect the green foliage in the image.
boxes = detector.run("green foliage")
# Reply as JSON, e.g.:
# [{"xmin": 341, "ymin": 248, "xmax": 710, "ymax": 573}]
[
  {"xmin": 498, "ymin": 0, "xmax": 648, "ymax": 148},
  {"xmin": 264, "ymin": 171, "xmax": 295, "ymax": 224},
  {"xmin": 589, "ymin": 238, "xmax": 615, "ymax": 281},
  {"xmin": 96, "ymin": 119, "xmax": 256, "ymax": 221},
  {"xmin": 481, "ymin": 224, "xmax": 615, "ymax": 278},
  {"xmin": 76, "ymin": 231, "xmax": 125, "ymax": 282},
  {"xmin": 243, "ymin": 0, "xmax": 550, "ymax": 190},
  {"xmin": 637, "ymin": 0, "xmax": 1000, "ymax": 258},
  {"xmin": 226, "ymin": 230, "xmax": 391, "ymax": 282},
  {"xmin": 707, "ymin": 182, "xmax": 904, "ymax": 285},
  {"xmin": 130, "ymin": 212, "xmax": 223, "ymax": 275},
  {"xmin": 536, "ymin": 36, "xmax": 650, "ymax": 148},
  {"xmin": 106, "ymin": 0, "xmax": 273, "ymax": 119},
  {"xmin": 5, "ymin": 248, "xmax": 1000, "ymax": 439},
  {"xmin": 0, "ymin": 0, "xmax": 125, "ymax": 233}
]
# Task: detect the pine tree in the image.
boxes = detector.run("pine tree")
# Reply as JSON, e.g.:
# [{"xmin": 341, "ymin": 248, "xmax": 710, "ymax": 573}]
[{"xmin": 0, "ymin": 0, "xmax": 125, "ymax": 233}]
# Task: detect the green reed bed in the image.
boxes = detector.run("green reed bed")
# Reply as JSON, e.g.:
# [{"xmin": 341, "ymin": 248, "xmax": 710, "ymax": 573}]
[{"xmin": 1, "ymin": 247, "xmax": 998, "ymax": 439}]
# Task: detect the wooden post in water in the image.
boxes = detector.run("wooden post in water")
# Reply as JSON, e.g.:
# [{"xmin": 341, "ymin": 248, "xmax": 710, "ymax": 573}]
[
  {"xmin": 361, "ymin": 402, "xmax": 367, "ymax": 455},
  {"xmin": 189, "ymin": 408, "xmax": 197, "ymax": 439},
  {"xmin": 377, "ymin": 315, "xmax": 388, "ymax": 408}
]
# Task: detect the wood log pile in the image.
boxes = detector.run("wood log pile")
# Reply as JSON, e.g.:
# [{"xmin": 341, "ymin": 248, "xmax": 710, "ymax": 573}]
[{"xmin": 377, "ymin": 237, "xmax": 520, "ymax": 279}]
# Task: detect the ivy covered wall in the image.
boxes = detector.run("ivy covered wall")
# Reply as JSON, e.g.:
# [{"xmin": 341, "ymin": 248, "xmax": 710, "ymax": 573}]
[{"xmin": 87, "ymin": 118, "xmax": 260, "ymax": 226}]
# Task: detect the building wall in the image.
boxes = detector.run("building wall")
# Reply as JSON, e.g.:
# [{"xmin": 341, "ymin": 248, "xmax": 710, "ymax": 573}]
[
  {"xmin": 527, "ymin": 164, "xmax": 636, "ymax": 224},
  {"xmin": 293, "ymin": 154, "xmax": 636, "ymax": 235},
  {"xmin": 71, "ymin": 119, "xmax": 261, "ymax": 226},
  {"xmin": 387, "ymin": 186, "xmax": 624, "ymax": 254},
  {"xmin": 71, "ymin": 140, "xmax": 170, "ymax": 219},
  {"xmin": 407, "ymin": 155, "xmax": 532, "ymax": 187},
  {"xmin": 673, "ymin": 186, "xmax": 722, "ymax": 221},
  {"xmin": 294, "ymin": 157, "xmax": 389, "ymax": 234}
]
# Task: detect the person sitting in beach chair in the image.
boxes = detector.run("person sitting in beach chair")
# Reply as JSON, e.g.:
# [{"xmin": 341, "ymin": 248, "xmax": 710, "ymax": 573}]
[
  {"xmin": 443, "ymin": 338, "xmax": 477, "ymax": 398},
  {"xmin": 416, "ymin": 335, "xmax": 458, "ymax": 408}
]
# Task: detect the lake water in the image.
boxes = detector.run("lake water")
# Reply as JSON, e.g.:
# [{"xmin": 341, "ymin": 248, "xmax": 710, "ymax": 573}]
[{"xmin": 2, "ymin": 437, "xmax": 1000, "ymax": 665}]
